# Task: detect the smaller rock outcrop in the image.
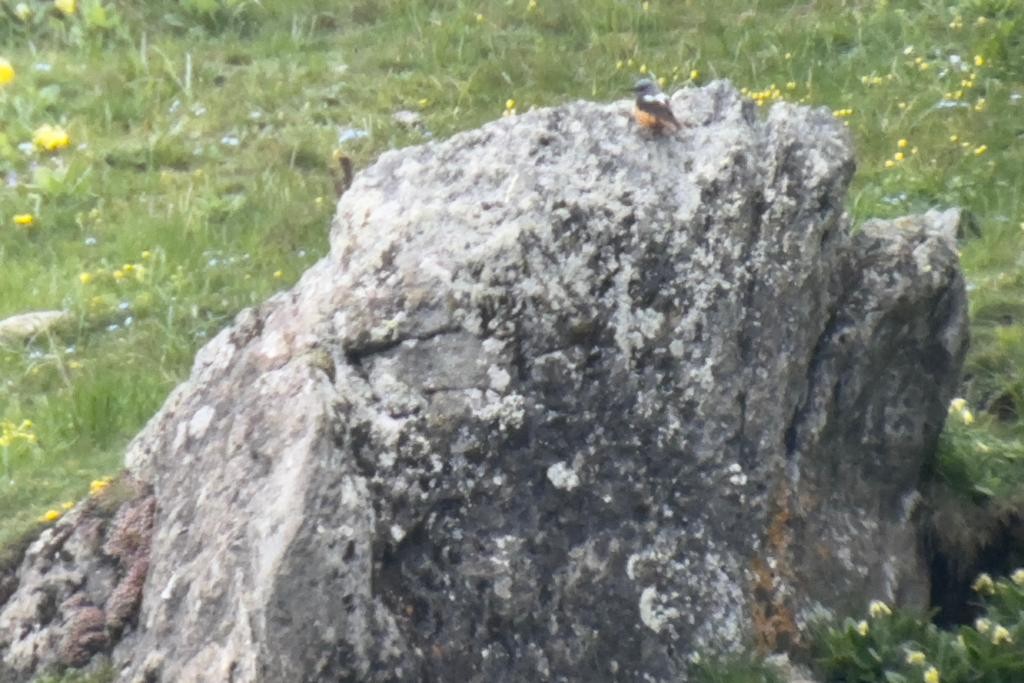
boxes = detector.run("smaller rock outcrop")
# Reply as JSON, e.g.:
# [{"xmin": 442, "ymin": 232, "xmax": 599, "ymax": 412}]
[
  {"xmin": 0, "ymin": 475, "xmax": 154, "ymax": 680},
  {"xmin": 0, "ymin": 310, "xmax": 71, "ymax": 343}
]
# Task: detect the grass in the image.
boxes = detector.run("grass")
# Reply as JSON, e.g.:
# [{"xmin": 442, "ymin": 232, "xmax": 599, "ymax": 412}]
[
  {"xmin": 690, "ymin": 652, "xmax": 787, "ymax": 682},
  {"xmin": 33, "ymin": 664, "xmax": 115, "ymax": 683},
  {"xmin": 2, "ymin": 0, "xmax": 1024, "ymax": 672}
]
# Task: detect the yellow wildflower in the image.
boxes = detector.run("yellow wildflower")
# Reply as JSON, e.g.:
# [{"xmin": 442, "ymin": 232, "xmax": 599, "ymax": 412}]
[
  {"xmin": 894, "ymin": 152, "xmax": 905, "ymax": 162},
  {"xmin": 615, "ymin": 60, "xmax": 624, "ymax": 70},
  {"xmin": 975, "ymin": 617, "xmax": 992, "ymax": 634},
  {"xmin": 0, "ymin": 419, "xmax": 37, "ymax": 448},
  {"xmin": 12, "ymin": 213, "xmax": 34, "ymax": 227},
  {"xmin": 992, "ymin": 625, "xmax": 1012, "ymax": 645},
  {"xmin": 949, "ymin": 397, "xmax": 975, "ymax": 424},
  {"xmin": 0, "ymin": 58, "xmax": 15, "ymax": 87},
  {"xmin": 869, "ymin": 600, "xmax": 892, "ymax": 618},
  {"xmin": 639, "ymin": 63, "xmax": 648, "ymax": 74},
  {"xmin": 855, "ymin": 620, "xmax": 869, "ymax": 636},
  {"xmin": 33, "ymin": 124, "xmax": 72, "ymax": 152},
  {"xmin": 1011, "ymin": 568, "xmax": 1024, "ymax": 586},
  {"xmin": 924, "ymin": 666, "xmax": 940, "ymax": 683},
  {"xmin": 690, "ymin": 69, "xmax": 700, "ymax": 81},
  {"xmin": 273, "ymin": 270, "xmax": 284, "ymax": 279},
  {"xmin": 974, "ymin": 98, "xmax": 987, "ymax": 112},
  {"xmin": 905, "ymin": 650, "xmax": 926, "ymax": 665},
  {"xmin": 474, "ymin": 12, "xmax": 484, "ymax": 22},
  {"xmin": 786, "ymin": 81, "xmax": 796, "ymax": 91},
  {"xmin": 89, "ymin": 477, "xmax": 112, "ymax": 496},
  {"xmin": 113, "ymin": 269, "xmax": 126, "ymax": 283},
  {"xmin": 973, "ymin": 573, "xmax": 995, "ymax": 594},
  {"xmin": 61, "ymin": 501, "xmax": 74, "ymax": 510},
  {"xmin": 884, "ymin": 159, "xmax": 896, "ymax": 169},
  {"xmin": 784, "ymin": 52, "xmax": 792, "ymax": 60},
  {"xmin": 141, "ymin": 250, "xmax": 153, "ymax": 260},
  {"xmin": 974, "ymin": 55, "xmax": 985, "ymax": 68},
  {"xmin": 79, "ymin": 272, "xmax": 94, "ymax": 285},
  {"xmin": 974, "ymin": 145, "xmax": 987, "ymax": 157},
  {"xmin": 949, "ymin": 134, "xmax": 959, "ymax": 143},
  {"xmin": 897, "ymin": 138, "xmax": 909, "ymax": 149},
  {"xmin": 526, "ymin": 0, "xmax": 537, "ymax": 11},
  {"xmin": 40, "ymin": 509, "xmax": 62, "ymax": 523},
  {"xmin": 54, "ymin": 0, "xmax": 76, "ymax": 15}
]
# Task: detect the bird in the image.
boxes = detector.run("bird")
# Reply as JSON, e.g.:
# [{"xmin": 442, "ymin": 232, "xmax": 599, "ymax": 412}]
[
  {"xmin": 632, "ymin": 78, "xmax": 681, "ymax": 133},
  {"xmin": 330, "ymin": 148, "xmax": 354, "ymax": 199}
]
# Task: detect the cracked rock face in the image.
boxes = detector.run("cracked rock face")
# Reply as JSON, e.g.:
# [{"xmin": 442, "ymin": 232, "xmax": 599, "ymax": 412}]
[{"xmin": 4, "ymin": 82, "xmax": 967, "ymax": 682}]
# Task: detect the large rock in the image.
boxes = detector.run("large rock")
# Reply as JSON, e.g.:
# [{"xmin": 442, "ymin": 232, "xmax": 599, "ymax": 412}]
[{"xmin": 0, "ymin": 81, "xmax": 968, "ymax": 682}]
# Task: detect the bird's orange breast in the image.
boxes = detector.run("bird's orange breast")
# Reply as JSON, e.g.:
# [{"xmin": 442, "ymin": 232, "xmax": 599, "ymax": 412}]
[{"xmin": 633, "ymin": 107, "xmax": 665, "ymax": 130}]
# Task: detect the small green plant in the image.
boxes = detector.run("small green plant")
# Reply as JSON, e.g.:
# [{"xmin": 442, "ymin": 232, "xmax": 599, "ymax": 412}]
[
  {"xmin": 33, "ymin": 663, "xmax": 116, "ymax": 683},
  {"xmin": 1, "ymin": 418, "xmax": 39, "ymax": 483},
  {"xmin": 934, "ymin": 398, "xmax": 1024, "ymax": 503},
  {"xmin": 813, "ymin": 582, "xmax": 1024, "ymax": 683},
  {"xmin": 0, "ymin": 0, "xmax": 125, "ymax": 47}
]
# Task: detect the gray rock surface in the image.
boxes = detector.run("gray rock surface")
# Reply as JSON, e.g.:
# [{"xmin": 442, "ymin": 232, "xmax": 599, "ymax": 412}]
[{"xmin": 0, "ymin": 81, "xmax": 968, "ymax": 682}]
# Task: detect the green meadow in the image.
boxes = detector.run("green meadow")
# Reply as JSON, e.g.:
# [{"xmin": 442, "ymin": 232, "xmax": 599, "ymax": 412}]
[{"xmin": 3, "ymin": 0, "xmax": 1024, "ymax": 679}]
